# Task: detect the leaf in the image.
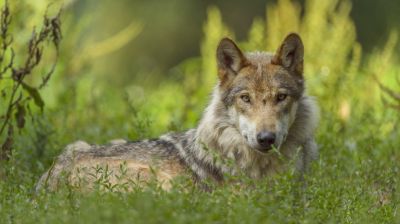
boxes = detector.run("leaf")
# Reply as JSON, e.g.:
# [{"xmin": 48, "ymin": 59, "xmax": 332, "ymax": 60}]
[
  {"xmin": 14, "ymin": 104, "xmax": 25, "ymax": 129},
  {"xmin": 21, "ymin": 82, "xmax": 45, "ymax": 110}
]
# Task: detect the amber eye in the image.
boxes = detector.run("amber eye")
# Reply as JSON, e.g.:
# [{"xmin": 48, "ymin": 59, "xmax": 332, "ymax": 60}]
[
  {"xmin": 240, "ymin": 94, "xmax": 251, "ymax": 103},
  {"xmin": 277, "ymin": 93, "xmax": 287, "ymax": 102}
]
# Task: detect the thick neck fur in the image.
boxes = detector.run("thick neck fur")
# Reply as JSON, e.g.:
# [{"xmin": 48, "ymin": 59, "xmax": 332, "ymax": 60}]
[{"xmin": 191, "ymin": 85, "xmax": 318, "ymax": 180}]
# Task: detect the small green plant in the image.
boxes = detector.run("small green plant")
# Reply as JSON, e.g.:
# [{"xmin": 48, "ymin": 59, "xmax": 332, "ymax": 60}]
[{"xmin": 0, "ymin": 1, "xmax": 61, "ymax": 160}]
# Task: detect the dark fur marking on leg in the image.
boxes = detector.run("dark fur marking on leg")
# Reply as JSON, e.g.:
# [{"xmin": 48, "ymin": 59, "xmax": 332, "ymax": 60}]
[{"xmin": 185, "ymin": 143, "xmax": 224, "ymax": 182}]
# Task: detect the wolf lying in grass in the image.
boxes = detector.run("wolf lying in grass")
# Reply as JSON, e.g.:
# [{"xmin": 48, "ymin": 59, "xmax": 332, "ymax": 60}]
[{"xmin": 36, "ymin": 33, "xmax": 319, "ymax": 191}]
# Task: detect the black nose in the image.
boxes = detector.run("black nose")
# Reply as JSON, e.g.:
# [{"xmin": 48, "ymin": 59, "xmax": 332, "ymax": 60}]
[{"xmin": 257, "ymin": 131, "xmax": 276, "ymax": 148}]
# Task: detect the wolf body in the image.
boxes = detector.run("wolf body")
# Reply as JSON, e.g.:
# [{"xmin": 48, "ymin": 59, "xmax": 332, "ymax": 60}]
[{"xmin": 36, "ymin": 33, "xmax": 319, "ymax": 191}]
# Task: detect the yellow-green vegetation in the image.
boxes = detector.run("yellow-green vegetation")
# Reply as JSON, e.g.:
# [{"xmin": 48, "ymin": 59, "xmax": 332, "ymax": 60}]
[{"xmin": 0, "ymin": 0, "xmax": 399, "ymax": 223}]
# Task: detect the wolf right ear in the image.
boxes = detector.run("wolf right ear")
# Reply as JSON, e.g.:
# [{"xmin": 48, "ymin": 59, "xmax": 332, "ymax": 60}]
[
  {"xmin": 272, "ymin": 33, "xmax": 304, "ymax": 76},
  {"xmin": 217, "ymin": 38, "xmax": 248, "ymax": 83}
]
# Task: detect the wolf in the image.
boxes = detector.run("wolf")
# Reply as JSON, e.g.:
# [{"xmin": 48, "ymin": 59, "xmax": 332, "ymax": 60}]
[{"xmin": 36, "ymin": 33, "xmax": 319, "ymax": 192}]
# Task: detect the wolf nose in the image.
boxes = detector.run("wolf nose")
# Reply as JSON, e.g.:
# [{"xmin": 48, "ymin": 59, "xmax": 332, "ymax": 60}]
[{"xmin": 257, "ymin": 132, "xmax": 276, "ymax": 148}]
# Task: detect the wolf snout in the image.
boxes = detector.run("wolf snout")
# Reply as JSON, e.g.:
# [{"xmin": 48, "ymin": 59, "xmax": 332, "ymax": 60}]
[{"xmin": 256, "ymin": 131, "xmax": 276, "ymax": 150}]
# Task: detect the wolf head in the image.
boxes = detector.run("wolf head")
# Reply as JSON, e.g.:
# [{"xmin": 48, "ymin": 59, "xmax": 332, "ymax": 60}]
[{"xmin": 216, "ymin": 33, "xmax": 304, "ymax": 154}]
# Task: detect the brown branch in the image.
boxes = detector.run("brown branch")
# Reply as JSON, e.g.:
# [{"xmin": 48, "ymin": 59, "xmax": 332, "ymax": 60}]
[
  {"xmin": 0, "ymin": 82, "xmax": 20, "ymax": 135},
  {"xmin": 373, "ymin": 74, "xmax": 400, "ymax": 101}
]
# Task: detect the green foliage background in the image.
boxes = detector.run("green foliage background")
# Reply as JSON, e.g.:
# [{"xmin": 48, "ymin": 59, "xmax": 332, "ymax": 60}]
[{"xmin": 0, "ymin": 0, "xmax": 399, "ymax": 223}]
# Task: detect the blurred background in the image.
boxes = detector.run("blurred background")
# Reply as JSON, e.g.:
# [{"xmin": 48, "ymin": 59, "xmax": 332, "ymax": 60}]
[
  {"xmin": 42, "ymin": 0, "xmax": 400, "ymax": 84},
  {"xmin": 42, "ymin": 0, "xmax": 400, "ymax": 76},
  {"xmin": 70, "ymin": 0, "xmax": 400, "ymax": 76},
  {"xmin": 1, "ymin": 0, "xmax": 399, "ymax": 172}
]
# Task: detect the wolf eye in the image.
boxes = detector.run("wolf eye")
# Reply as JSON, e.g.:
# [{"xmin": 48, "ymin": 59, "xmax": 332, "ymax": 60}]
[
  {"xmin": 277, "ymin": 93, "xmax": 287, "ymax": 102},
  {"xmin": 240, "ymin": 94, "xmax": 251, "ymax": 103}
]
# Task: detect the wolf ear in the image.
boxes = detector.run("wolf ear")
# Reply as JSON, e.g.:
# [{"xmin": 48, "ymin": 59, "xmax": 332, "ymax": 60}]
[
  {"xmin": 272, "ymin": 33, "xmax": 304, "ymax": 76},
  {"xmin": 217, "ymin": 38, "xmax": 247, "ymax": 82}
]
